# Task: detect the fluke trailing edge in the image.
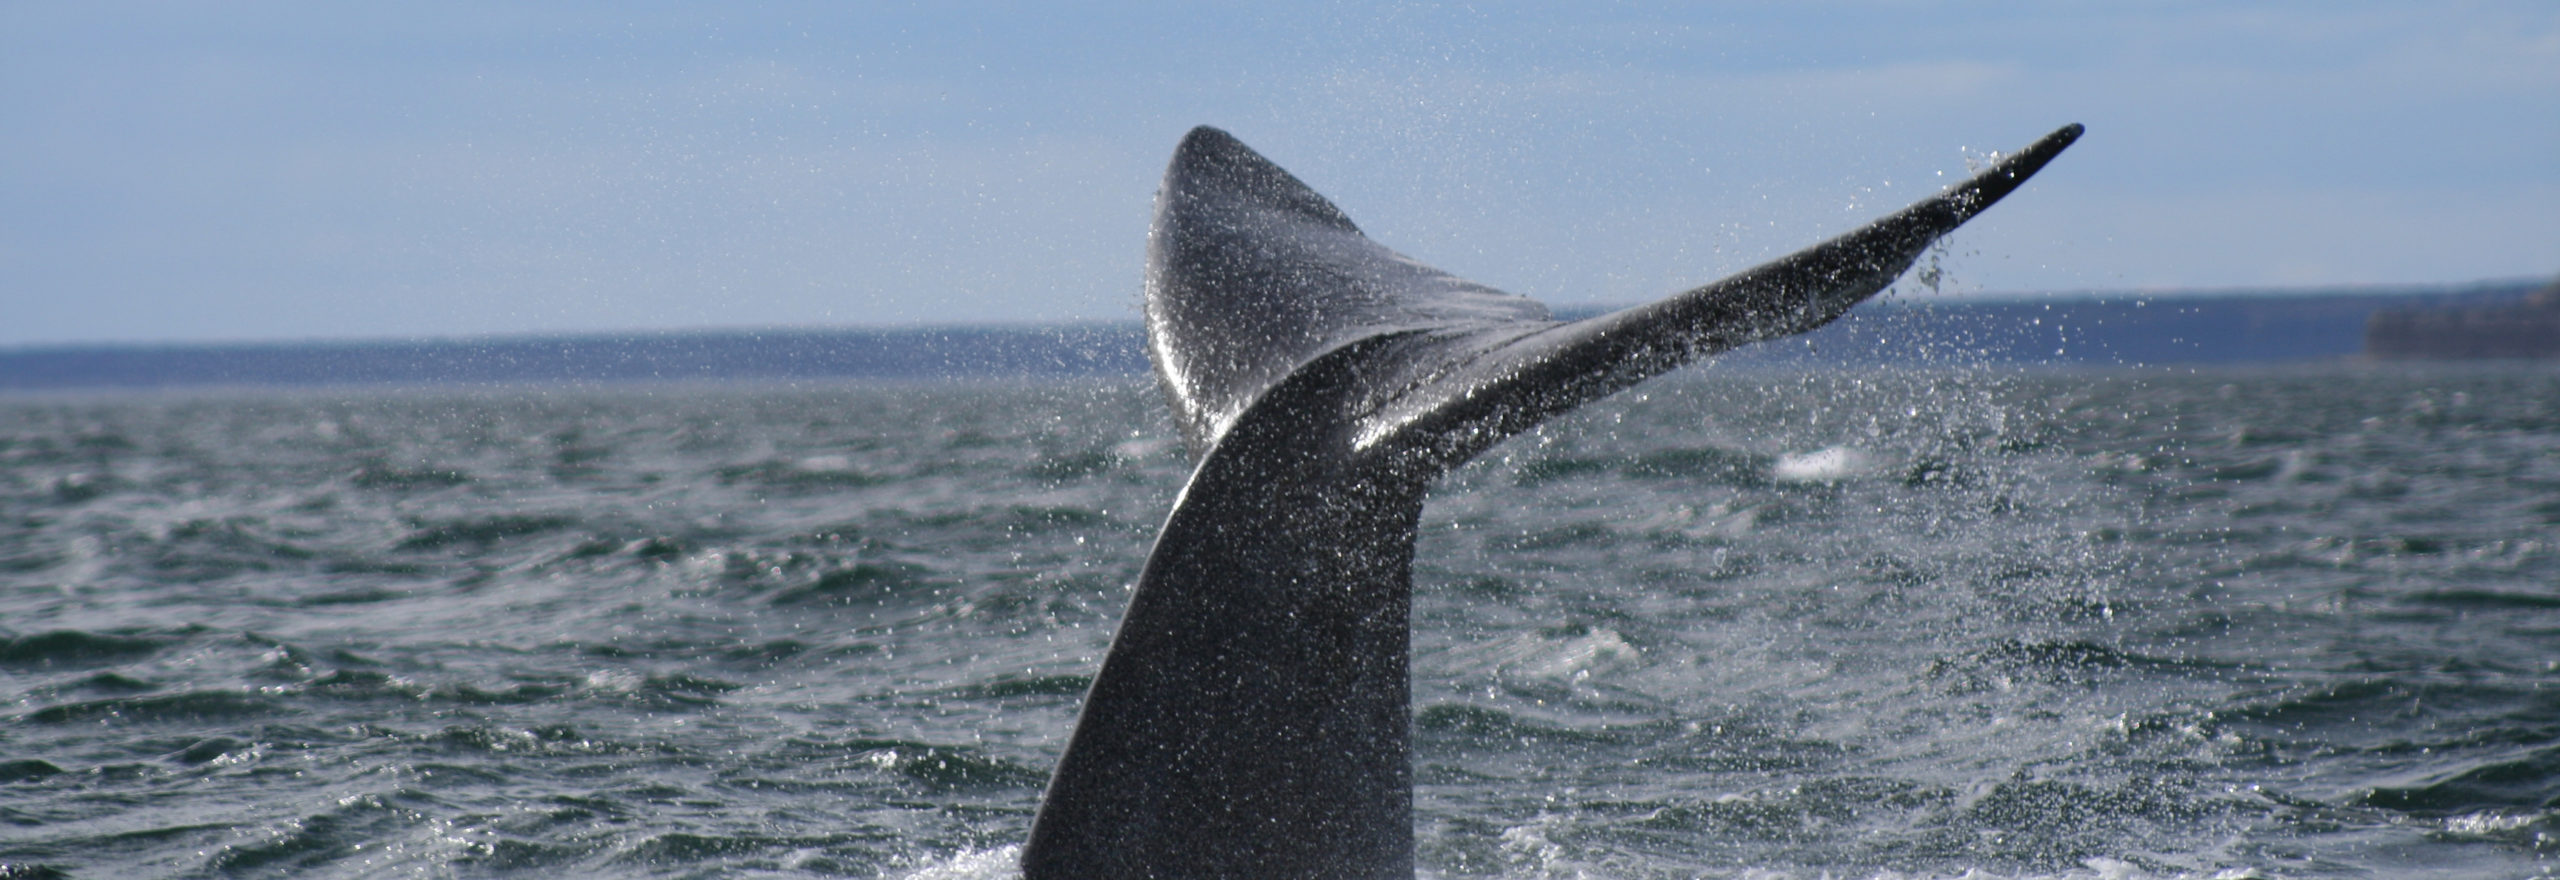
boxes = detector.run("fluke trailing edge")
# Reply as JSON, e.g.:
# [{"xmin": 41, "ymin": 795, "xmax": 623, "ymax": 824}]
[{"xmin": 1022, "ymin": 124, "xmax": 2082, "ymax": 878}]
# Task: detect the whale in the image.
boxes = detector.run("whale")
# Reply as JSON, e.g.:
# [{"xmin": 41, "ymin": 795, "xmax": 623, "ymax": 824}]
[{"xmin": 1021, "ymin": 123, "xmax": 2082, "ymax": 878}]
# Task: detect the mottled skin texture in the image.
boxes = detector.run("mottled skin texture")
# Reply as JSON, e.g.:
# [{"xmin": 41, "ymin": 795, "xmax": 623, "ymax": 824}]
[{"xmin": 1023, "ymin": 124, "xmax": 2080, "ymax": 879}]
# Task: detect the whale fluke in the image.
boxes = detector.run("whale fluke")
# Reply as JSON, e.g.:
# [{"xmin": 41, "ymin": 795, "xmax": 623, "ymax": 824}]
[{"xmin": 1023, "ymin": 123, "xmax": 2080, "ymax": 879}]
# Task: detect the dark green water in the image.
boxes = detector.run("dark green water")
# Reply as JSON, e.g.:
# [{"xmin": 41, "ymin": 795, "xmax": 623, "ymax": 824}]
[{"xmin": 3, "ymin": 364, "xmax": 2555, "ymax": 878}]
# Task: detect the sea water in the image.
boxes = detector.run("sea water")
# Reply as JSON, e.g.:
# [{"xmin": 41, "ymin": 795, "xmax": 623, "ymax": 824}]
[{"xmin": 2, "ymin": 364, "xmax": 2554, "ymax": 879}]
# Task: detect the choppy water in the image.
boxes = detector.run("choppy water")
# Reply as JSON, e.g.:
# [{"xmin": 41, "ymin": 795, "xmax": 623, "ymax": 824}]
[{"xmin": 3, "ymin": 365, "xmax": 2556, "ymax": 879}]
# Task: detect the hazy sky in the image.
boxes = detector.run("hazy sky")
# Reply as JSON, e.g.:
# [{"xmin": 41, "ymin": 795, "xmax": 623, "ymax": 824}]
[{"xmin": 4, "ymin": 2, "xmax": 2555, "ymax": 346}]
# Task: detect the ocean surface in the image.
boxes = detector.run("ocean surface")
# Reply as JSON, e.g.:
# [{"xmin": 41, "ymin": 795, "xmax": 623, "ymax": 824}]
[{"xmin": 3, "ymin": 364, "xmax": 2555, "ymax": 879}]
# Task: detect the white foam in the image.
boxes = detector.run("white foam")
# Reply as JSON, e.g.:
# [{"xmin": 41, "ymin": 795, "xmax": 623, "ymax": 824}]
[
  {"xmin": 1438, "ymin": 628, "xmax": 1638, "ymax": 680},
  {"xmin": 795, "ymin": 454, "xmax": 858, "ymax": 473},
  {"xmin": 1771, "ymin": 446, "xmax": 1872, "ymax": 483},
  {"xmin": 888, "ymin": 844, "xmax": 1023, "ymax": 880}
]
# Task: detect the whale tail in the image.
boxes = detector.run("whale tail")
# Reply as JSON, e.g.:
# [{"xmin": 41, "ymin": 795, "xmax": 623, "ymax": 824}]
[{"xmin": 1022, "ymin": 124, "xmax": 2080, "ymax": 879}]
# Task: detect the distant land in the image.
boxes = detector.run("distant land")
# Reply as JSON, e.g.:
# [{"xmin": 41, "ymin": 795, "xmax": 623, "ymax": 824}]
[
  {"xmin": 3, "ymin": 279, "xmax": 2551, "ymax": 391},
  {"xmin": 2366, "ymin": 277, "xmax": 2560, "ymax": 360}
]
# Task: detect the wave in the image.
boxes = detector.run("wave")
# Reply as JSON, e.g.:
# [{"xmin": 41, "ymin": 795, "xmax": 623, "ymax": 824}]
[{"xmin": 0, "ymin": 629, "xmax": 178, "ymax": 668}]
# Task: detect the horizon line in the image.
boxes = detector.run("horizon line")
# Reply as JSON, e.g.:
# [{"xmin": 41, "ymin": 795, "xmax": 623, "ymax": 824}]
[{"xmin": 6, "ymin": 275, "xmax": 2551, "ymax": 355}]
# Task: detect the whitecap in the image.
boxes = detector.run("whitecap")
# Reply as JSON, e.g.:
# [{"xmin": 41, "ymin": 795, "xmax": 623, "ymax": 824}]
[
  {"xmin": 795, "ymin": 454, "xmax": 858, "ymax": 473},
  {"xmin": 1771, "ymin": 446, "xmax": 1872, "ymax": 483}
]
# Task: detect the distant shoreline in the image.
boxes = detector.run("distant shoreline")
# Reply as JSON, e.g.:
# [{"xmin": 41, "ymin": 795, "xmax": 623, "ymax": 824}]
[{"xmin": 4, "ymin": 280, "xmax": 2550, "ymax": 390}]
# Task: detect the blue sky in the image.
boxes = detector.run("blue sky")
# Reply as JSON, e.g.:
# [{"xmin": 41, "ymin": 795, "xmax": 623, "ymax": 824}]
[{"xmin": 3, "ymin": 2, "xmax": 2554, "ymax": 346}]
